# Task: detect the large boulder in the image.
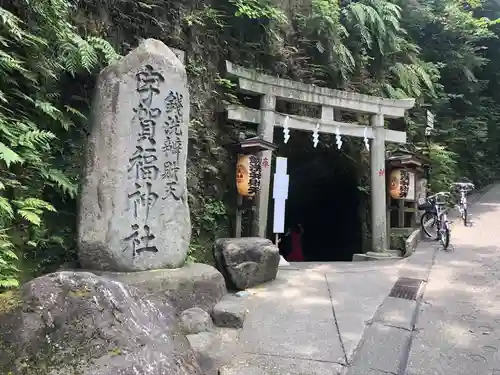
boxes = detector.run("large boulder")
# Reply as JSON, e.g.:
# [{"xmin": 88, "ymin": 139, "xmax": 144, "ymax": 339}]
[
  {"xmin": 0, "ymin": 271, "xmax": 202, "ymax": 375},
  {"xmin": 78, "ymin": 38, "xmax": 191, "ymax": 272},
  {"xmin": 214, "ymin": 238, "xmax": 279, "ymax": 290},
  {"xmin": 89, "ymin": 263, "xmax": 227, "ymax": 313}
]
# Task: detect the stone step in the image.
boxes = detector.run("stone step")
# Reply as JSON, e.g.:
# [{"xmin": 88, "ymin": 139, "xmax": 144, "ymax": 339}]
[
  {"xmin": 219, "ymin": 364, "xmax": 269, "ymax": 375},
  {"xmin": 352, "ymin": 251, "xmax": 403, "ymax": 262},
  {"xmin": 211, "ymin": 295, "xmax": 248, "ymax": 329},
  {"xmin": 187, "ymin": 328, "xmax": 242, "ymax": 375}
]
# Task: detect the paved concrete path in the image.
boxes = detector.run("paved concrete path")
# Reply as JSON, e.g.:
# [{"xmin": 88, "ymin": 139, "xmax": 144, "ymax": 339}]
[
  {"xmin": 238, "ymin": 261, "xmax": 401, "ymax": 374},
  {"xmin": 404, "ymin": 183, "xmax": 500, "ymax": 375},
  {"xmin": 233, "ymin": 235, "xmax": 439, "ymax": 374},
  {"xmin": 346, "ymin": 183, "xmax": 500, "ymax": 375},
  {"xmin": 230, "ymin": 184, "xmax": 499, "ymax": 374}
]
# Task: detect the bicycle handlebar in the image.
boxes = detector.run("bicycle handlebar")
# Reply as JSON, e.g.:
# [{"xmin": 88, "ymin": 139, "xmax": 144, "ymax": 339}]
[
  {"xmin": 427, "ymin": 191, "xmax": 451, "ymax": 200},
  {"xmin": 451, "ymin": 182, "xmax": 475, "ymax": 190}
]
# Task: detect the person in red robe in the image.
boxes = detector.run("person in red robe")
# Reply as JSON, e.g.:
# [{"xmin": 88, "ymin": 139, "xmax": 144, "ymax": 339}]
[{"xmin": 287, "ymin": 224, "xmax": 305, "ymax": 262}]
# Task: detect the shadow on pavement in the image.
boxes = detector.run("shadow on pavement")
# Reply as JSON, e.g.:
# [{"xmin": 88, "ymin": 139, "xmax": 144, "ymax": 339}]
[{"xmin": 237, "ymin": 256, "xmax": 401, "ymax": 374}]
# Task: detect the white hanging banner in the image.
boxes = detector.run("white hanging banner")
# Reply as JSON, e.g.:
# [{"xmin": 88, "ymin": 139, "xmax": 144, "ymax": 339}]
[
  {"xmin": 273, "ymin": 157, "xmax": 289, "ymax": 234},
  {"xmin": 283, "ymin": 116, "xmax": 290, "ymax": 144},
  {"xmin": 273, "ymin": 199, "xmax": 286, "ymax": 234},
  {"xmin": 405, "ymin": 171, "xmax": 416, "ymax": 201},
  {"xmin": 312, "ymin": 123, "xmax": 320, "ymax": 148},
  {"xmin": 363, "ymin": 126, "xmax": 370, "ymax": 151},
  {"xmin": 335, "ymin": 125, "xmax": 342, "ymax": 149}
]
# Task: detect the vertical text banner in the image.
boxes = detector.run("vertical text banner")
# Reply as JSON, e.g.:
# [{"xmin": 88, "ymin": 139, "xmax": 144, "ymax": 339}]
[{"xmin": 273, "ymin": 157, "xmax": 289, "ymax": 234}]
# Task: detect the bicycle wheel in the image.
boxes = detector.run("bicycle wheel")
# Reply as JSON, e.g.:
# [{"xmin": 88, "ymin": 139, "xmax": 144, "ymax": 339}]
[
  {"xmin": 463, "ymin": 207, "xmax": 468, "ymax": 227},
  {"xmin": 440, "ymin": 221, "xmax": 450, "ymax": 250},
  {"xmin": 421, "ymin": 211, "xmax": 438, "ymax": 239}
]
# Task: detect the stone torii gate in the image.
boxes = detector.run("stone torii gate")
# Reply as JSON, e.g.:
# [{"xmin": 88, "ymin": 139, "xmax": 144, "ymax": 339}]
[{"xmin": 225, "ymin": 61, "xmax": 415, "ymax": 253}]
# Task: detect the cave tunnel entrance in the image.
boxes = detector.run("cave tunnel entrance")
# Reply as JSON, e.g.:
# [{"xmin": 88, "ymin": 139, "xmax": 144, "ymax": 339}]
[{"xmin": 273, "ymin": 131, "xmax": 363, "ymax": 262}]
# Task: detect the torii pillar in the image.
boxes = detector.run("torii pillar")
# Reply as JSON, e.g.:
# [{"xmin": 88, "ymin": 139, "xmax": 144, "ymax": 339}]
[
  {"xmin": 370, "ymin": 113, "xmax": 388, "ymax": 252},
  {"xmin": 254, "ymin": 94, "xmax": 276, "ymax": 238}
]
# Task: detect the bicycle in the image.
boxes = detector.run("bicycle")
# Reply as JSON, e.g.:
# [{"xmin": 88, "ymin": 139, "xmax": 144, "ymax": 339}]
[
  {"xmin": 419, "ymin": 191, "xmax": 452, "ymax": 250},
  {"xmin": 451, "ymin": 181, "xmax": 475, "ymax": 226}
]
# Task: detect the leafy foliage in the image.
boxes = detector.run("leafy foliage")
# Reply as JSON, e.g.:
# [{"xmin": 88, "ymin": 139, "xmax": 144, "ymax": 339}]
[
  {"xmin": 3, "ymin": 0, "xmax": 500, "ymax": 282},
  {"xmin": 188, "ymin": 197, "xmax": 228, "ymax": 264},
  {"xmin": 229, "ymin": 0, "xmax": 288, "ymax": 24},
  {"xmin": 0, "ymin": 0, "xmax": 118, "ymax": 287},
  {"xmin": 426, "ymin": 144, "xmax": 459, "ymax": 193}
]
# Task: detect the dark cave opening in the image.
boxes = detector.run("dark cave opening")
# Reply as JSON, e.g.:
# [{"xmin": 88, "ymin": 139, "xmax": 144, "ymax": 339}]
[{"xmin": 272, "ymin": 131, "xmax": 363, "ymax": 262}]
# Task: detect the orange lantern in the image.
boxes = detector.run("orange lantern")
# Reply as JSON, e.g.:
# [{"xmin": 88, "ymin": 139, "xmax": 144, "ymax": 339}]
[
  {"xmin": 236, "ymin": 154, "xmax": 261, "ymax": 196},
  {"xmin": 389, "ymin": 168, "xmax": 411, "ymax": 199}
]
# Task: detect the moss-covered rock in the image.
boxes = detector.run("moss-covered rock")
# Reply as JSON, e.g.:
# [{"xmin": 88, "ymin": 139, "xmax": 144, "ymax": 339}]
[
  {"xmin": 0, "ymin": 271, "xmax": 202, "ymax": 375},
  {"xmin": 0, "ymin": 290, "xmax": 22, "ymax": 315}
]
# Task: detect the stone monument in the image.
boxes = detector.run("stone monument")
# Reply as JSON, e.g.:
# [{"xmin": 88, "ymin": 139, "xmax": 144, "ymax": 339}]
[{"xmin": 78, "ymin": 39, "xmax": 191, "ymax": 271}]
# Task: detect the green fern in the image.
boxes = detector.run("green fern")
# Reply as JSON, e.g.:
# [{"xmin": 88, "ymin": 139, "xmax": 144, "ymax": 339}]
[
  {"xmin": 87, "ymin": 37, "xmax": 121, "ymax": 63},
  {"xmin": 19, "ymin": 130, "xmax": 57, "ymax": 147},
  {"xmin": 0, "ymin": 1, "xmax": 118, "ymax": 286},
  {"xmin": 0, "ymin": 231, "xmax": 19, "ymax": 288},
  {"xmin": 34, "ymin": 101, "xmax": 64, "ymax": 121},
  {"xmin": 0, "ymin": 197, "xmax": 14, "ymax": 219},
  {"xmin": 12, "ymin": 198, "xmax": 56, "ymax": 227},
  {"xmin": 343, "ymin": 0, "xmax": 402, "ymax": 55},
  {"xmin": 301, "ymin": 0, "xmax": 355, "ymax": 81},
  {"xmin": 15, "ymin": 198, "xmax": 56, "ymax": 212},
  {"xmin": 0, "ymin": 142, "xmax": 23, "ymax": 167},
  {"xmin": 387, "ymin": 62, "xmax": 437, "ymax": 98},
  {"xmin": 63, "ymin": 105, "xmax": 87, "ymax": 120},
  {"xmin": 17, "ymin": 210, "xmax": 42, "ymax": 226},
  {"xmin": 40, "ymin": 168, "xmax": 78, "ymax": 198},
  {"xmin": 382, "ymin": 83, "xmax": 408, "ymax": 99}
]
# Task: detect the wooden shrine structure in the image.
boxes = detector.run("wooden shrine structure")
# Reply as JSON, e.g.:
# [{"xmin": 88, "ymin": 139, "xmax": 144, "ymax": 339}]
[{"xmin": 225, "ymin": 61, "xmax": 415, "ymax": 253}]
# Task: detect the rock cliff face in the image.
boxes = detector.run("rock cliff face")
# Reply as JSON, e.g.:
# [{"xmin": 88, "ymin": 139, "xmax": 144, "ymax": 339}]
[{"xmin": 0, "ymin": 271, "xmax": 202, "ymax": 375}]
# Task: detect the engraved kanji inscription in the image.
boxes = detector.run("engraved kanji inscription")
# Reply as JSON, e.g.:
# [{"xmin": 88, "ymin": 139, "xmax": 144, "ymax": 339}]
[
  {"xmin": 123, "ymin": 64, "xmax": 165, "ymax": 257},
  {"xmin": 136, "ymin": 65, "xmax": 165, "ymax": 107},
  {"xmin": 123, "ymin": 224, "xmax": 159, "ymax": 256},
  {"xmin": 127, "ymin": 145, "xmax": 160, "ymax": 181},
  {"xmin": 127, "ymin": 182, "xmax": 159, "ymax": 220},
  {"xmin": 161, "ymin": 89, "xmax": 184, "ymax": 201}
]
